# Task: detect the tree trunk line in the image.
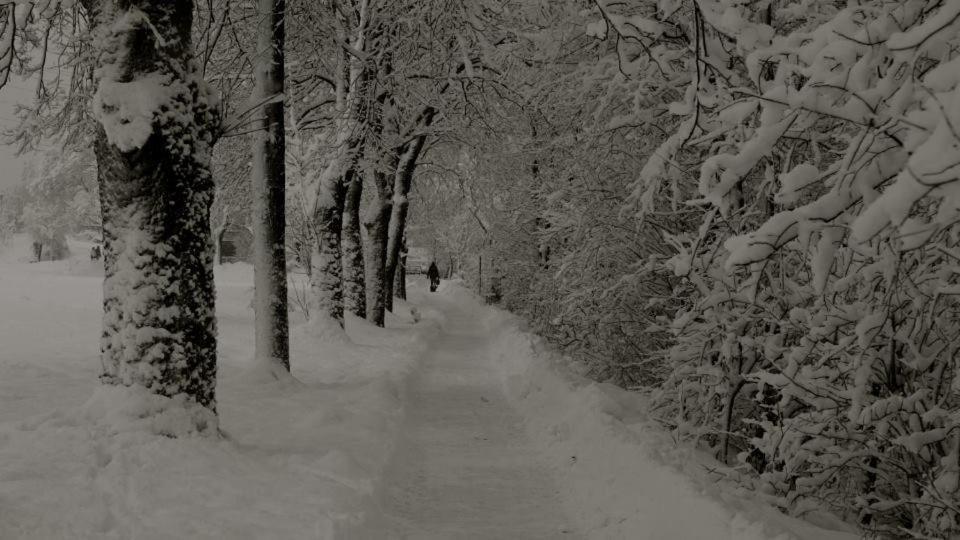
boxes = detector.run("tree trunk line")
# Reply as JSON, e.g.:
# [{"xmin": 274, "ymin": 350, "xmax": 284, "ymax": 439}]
[
  {"xmin": 91, "ymin": 0, "xmax": 220, "ymax": 413},
  {"xmin": 309, "ymin": 6, "xmax": 356, "ymax": 328},
  {"xmin": 251, "ymin": 0, "xmax": 290, "ymax": 372},
  {"xmin": 384, "ymin": 108, "xmax": 434, "ymax": 312}
]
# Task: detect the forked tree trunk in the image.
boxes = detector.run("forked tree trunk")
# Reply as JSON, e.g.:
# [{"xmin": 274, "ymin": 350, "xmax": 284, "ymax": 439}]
[
  {"xmin": 339, "ymin": 9, "xmax": 377, "ymax": 322},
  {"xmin": 90, "ymin": 0, "xmax": 219, "ymax": 412},
  {"xmin": 310, "ymin": 14, "xmax": 351, "ymax": 329},
  {"xmin": 251, "ymin": 0, "xmax": 289, "ymax": 371},
  {"xmin": 342, "ymin": 172, "xmax": 366, "ymax": 319},
  {"xmin": 384, "ymin": 114, "xmax": 432, "ymax": 311},
  {"xmin": 383, "ymin": 183, "xmax": 405, "ymax": 312}
]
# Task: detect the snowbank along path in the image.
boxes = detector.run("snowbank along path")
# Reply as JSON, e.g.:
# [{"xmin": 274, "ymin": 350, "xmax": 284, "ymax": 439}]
[{"xmin": 375, "ymin": 293, "xmax": 579, "ymax": 539}]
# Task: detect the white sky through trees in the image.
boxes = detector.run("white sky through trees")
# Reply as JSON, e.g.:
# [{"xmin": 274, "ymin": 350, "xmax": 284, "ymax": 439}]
[{"xmin": 0, "ymin": 80, "xmax": 32, "ymax": 190}]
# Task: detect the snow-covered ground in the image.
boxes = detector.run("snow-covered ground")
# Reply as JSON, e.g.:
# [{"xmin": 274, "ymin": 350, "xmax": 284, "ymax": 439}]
[
  {"xmin": 0, "ymin": 235, "xmax": 443, "ymax": 539},
  {"xmin": 445, "ymin": 281, "xmax": 860, "ymax": 540},
  {"xmin": 0, "ymin": 234, "xmax": 862, "ymax": 539},
  {"xmin": 373, "ymin": 295, "xmax": 578, "ymax": 539}
]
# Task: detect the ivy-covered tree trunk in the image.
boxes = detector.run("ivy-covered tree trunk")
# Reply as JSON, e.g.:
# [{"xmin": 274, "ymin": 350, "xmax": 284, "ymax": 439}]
[
  {"xmin": 309, "ymin": 4, "xmax": 352, "ymax": 329},
  {"xmin": 310, "ymin": 168, "xmax": 347, "ymax": 327},
  {"xmin": 341, "ymin": 171, "xmax": 366, "ymax": 319},
  {"xmin": 90, "ymin": 0, "xmax": 220, "ymax": 411},
  {"xmin": 251, "ymin": 0, "xmax": 289, "ymax": 371}
]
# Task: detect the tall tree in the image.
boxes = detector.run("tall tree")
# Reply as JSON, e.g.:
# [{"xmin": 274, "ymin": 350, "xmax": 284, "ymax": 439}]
[
  {"xmin": 384, "ymin": 109, "xmax": 433, "ymax": 312},
  {"xmin": 360, "ymin": 31, "xmax": 395, "ymax": 327},
  {"xmin": 338, "ymin": 0, "xmax": 372, "ymax": 321},
  {"xmin": 251, "ymin": 0, "xmax": 290, "ymax": 371},
  {"xmin": 363, "ymin": 161, "xmax": 395, "ymax": 327},
  {"xmin": 305, "ymin": 2, "xmax": 353, "ymax": 328},
  {"xmin": 85, "ymin": 0, "xmax": 221, "ymax": 414}
]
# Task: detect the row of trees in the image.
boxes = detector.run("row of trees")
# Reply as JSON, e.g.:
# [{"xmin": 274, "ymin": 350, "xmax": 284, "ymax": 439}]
[{"xmin": 0, "ymin": 0, "xmax": 498, "ymax": 422}]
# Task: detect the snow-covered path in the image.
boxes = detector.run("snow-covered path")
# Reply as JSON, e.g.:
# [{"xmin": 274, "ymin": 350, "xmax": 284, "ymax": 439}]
[{"xmin": 376, "ymin": 297, "xmax": 579, "ymax": 539}]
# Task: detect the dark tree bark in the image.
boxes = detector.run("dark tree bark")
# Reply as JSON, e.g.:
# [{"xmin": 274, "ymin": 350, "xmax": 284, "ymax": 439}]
[
  {"xmin": 311, "ymin": 167, "xmax": 348, "ymax": 327},
  {"xmin": 384, "ymin": 110, "xmax": 433, "ymax": 312},
  {"xmin": 342, "ymin": 171, "xmax": 366, "ymax": 319},
  {"xmin": 357, "ymin": 35, "xmax": 396, "ymax": 327},
  {"xmin": 339, "ymin": 14, "xmax": 385, "ymax": 322},
  {"xmin": 89, "ymin": 0, "xmax": 220, "ymax": 411},
  {"xmin": 214, "ymin": 224, "xmax": 228, "ymax": 265},
  {"xmin": 251, "ymin": 0, "xmax": 289, "ymax": 371},
  {"xmin": 363, "ymin": 165, "xmax": 395, "ymax": 328},
  {"xmin": 394, "ymin": 236, "xmax": 407, "ymax": 301},
  {"xmin": 310, "ymin": 15, "xmax": 352, "ymax": 329}
]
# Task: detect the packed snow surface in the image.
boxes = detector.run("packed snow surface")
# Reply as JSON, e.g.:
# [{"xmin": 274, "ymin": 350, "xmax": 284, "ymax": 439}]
[
  {"xmin": 373, "ymin": 296, "xmax": 578, "ymax": 539},
  {"xmin": 0, "ymin": 236, "xmax": 861, "ymax": 539}
]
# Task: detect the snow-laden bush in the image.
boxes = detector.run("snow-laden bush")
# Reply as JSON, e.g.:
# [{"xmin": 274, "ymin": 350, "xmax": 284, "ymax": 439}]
[
  {"xmin": 599, "ymin": 0, "xmax": 960, "ymax": 535},
  {"xmin": 446, "ymin": 0, "xmax": 960, "ymax": 535}
]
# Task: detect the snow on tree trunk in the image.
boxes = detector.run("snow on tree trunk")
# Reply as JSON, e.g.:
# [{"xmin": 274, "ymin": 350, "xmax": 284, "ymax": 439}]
[
  {"xmin": 251, "ymin": 0, "xmax": 289, "ymax": 372},
  {"xmin": 363, "ymin": 167, "xmax": 393, "ymax": 328},
  {"xmin": 383, "ymin": 188, "xmax": 405, "ymax": 312},
  {"xmin": 341, "ymin": 171, "xmax": 366, "ymax": 319},
  {"xmin": 308, "ymin": 23, "xmax": 353, "ymax": 331},
  {"xmin": 309, "ymin": 167, "xmax": 347, "ymax": 328},
  {"xmin": 90, "ymin": 0, "xmax": 220, "ymax": 414}
]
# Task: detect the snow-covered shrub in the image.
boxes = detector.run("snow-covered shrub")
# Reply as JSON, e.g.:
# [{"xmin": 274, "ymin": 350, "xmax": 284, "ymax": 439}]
[{"xmin": 599, "ymin": 0, "xmax": 960, "ymax": 534}]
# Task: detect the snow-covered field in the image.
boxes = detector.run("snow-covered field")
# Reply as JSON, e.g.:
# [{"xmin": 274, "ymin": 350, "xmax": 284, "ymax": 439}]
[{"xmin": 0, "ymin": 235, "xmax": 443, "ymax": 539}]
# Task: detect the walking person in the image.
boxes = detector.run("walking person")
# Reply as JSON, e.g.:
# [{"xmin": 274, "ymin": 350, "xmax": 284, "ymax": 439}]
[{"xmin": 427, "ymin": 261, "xmax": 440, "ymax": 292}]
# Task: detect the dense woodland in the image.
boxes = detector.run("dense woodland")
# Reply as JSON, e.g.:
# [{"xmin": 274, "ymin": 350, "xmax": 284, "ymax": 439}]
[{"xmin": 2, "ymin": 0, "xmax": 960, "ymax": 536}]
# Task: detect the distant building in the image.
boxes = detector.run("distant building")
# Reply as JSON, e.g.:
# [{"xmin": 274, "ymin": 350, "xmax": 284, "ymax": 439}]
[
  {"xmin": 76, "ymin": 225, "xmax": 103, "ymax": 243},
  {"xmin": 218, "ymin": 224, "xmax": 253, "ymax": 264}
]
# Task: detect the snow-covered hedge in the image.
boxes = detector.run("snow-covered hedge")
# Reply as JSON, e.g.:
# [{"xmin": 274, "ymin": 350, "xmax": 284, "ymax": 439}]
[{"xmin": 444, "ymin": 283, "xmax": 857, "ymax": 540}]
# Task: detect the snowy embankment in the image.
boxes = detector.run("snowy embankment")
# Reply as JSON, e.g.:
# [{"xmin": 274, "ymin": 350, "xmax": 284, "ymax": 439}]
[
  {"xmin": 0, "ymin": 235, "xmax": 443, "ymax": 539},
  {"xmin": 437, "ymin": 282, "xmax": 860, "ymax": 540}
]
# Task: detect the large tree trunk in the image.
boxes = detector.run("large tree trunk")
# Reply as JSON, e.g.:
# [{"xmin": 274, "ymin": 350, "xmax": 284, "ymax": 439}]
[
  {"xmin": 383, "ymin": 160, "xmax": 411, "ymax": 313},
  {"xmin": 310, "ymin": 168, "xmax": 348, "ymax": 327},
  {"xmin": 251, "ymin": 0, "xmax": 289, "ymax": 372},
  {"xmin": 309, "ymin": 10, "xmax": 353, "ymax": 329},
  {"xmin": 91, "ymin": 0, "xmax": 219, "ymax": 413},
  {"xmin": 338, "ymin": 4, "xmax": 377, "ymax": 322},
  {"xmin": 342, "ymin": 172, "xmax": 366, "ymax": 319},
  {"xmin": 363, "ymin": 168, "xmax": 393, "ymax": 328}
]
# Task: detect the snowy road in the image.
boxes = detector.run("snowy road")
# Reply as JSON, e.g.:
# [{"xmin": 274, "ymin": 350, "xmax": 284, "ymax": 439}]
[{"xmin": 376, "ymin": 297, "xmax": 579, "ymax": 539}]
